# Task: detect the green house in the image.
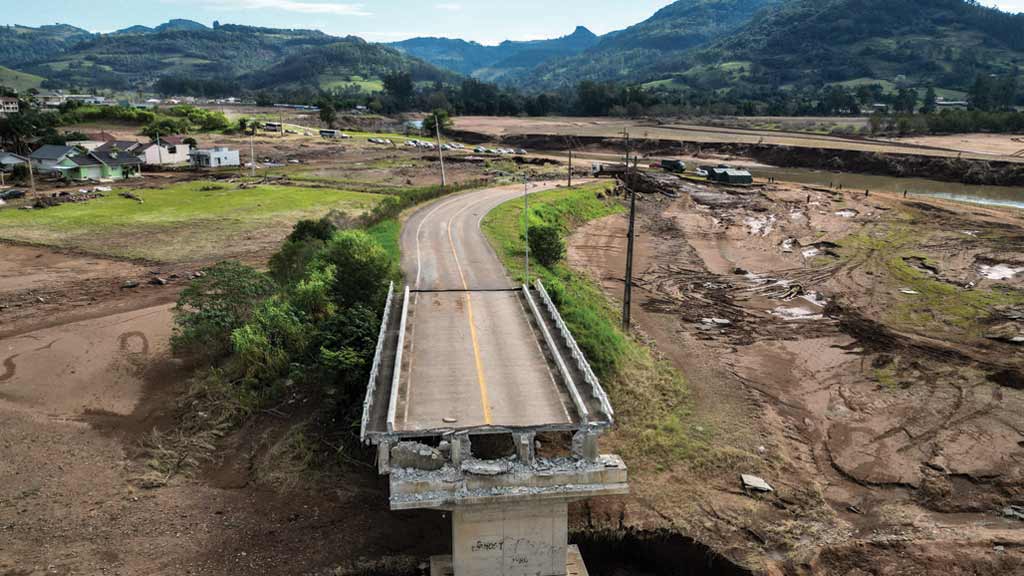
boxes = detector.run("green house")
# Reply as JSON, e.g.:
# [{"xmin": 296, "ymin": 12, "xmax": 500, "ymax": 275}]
[{"xmin": 55, "ymin": 150, "xmax": 142, "ymax": 181}]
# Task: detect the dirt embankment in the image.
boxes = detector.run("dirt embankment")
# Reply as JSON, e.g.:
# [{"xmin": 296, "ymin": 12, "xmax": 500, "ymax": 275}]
[
  {"xmin": 497, "ymin": 133, "xmax": 1024, "ymax": 187},
  {"xmin": 567, "ymin": 181, "xmax": 1024, "ymax": 573}
]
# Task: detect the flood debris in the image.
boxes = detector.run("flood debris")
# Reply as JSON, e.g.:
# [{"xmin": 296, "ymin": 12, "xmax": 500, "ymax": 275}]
[{"xmin": 741, "ymin": 474, "xmax": 773, "ymax": 493}]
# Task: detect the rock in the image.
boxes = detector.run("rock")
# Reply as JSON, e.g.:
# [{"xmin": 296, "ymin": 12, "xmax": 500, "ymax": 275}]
[
  {"xmin": 149, "ymin": 277, "xmax": 168, "ymax": 286},
  {"xmin": 462, "ymin": 459, "xmax": 512, "ymax": 476},
  {"xmin": 122, "ymin": 280, "xmax": 140, "ymax": 289},
  {"xmin": 1002, "ymin": 505, "xmax": 1024, "ymax": 521},
  {"xmin": 741, "ymin": 474, "xmax": 774, "ymax": 493},
  {"xmin": 390, "ymin": 442, "xmax": 445, "ymax": 471}
]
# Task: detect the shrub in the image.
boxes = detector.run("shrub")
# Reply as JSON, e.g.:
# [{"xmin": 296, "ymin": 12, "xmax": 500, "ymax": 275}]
[
  {"xmin": 315, "ymin": 230, "xmax": 396, "ymax": 310},
  {"xmin": 171, "ymin": 261, "xmax": 276, "ymax": 359},
  {"xmin": 528, "ymin": 224, "xmax": 564, "ymax": 268},
  {"xmin": 231, "ymin": 298, "xmax": 308, "ymax": 382},
  {"xmin": 289, "ymin": 217, "xmax": 337, "ymax": 243}
]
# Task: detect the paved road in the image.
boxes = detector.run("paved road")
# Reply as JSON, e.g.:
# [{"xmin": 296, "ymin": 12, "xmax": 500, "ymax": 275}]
[{"xmin": 393, "ymin": 183, "xmax": 573, "ymax": 432}]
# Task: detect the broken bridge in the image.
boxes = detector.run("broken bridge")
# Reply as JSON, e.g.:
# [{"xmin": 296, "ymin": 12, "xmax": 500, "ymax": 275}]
[{"xmin": 360, "ymin": 184, "xmax": 627, "ymax": 576}]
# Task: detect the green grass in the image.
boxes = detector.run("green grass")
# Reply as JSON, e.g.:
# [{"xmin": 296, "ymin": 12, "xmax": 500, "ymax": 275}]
[
  {"xmin": 482, "ymin": 183, "xmax": 721, "ymax": 471},
  {"xmin": 0, "ymin": 182, "xmax": 384, "ymax": 262},
  {"xmin": 0, "ymin": 65, "xmax": 44, "ymax": 92},
  {"xmin": 366, "ymin": 219, "xmax": 401, "ymax": 269}
]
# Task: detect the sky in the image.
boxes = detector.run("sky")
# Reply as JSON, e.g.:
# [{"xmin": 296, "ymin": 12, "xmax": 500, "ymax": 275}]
[{"xmin": 4, "ymin": 0, "xmax": 1024, "ymax": 45}]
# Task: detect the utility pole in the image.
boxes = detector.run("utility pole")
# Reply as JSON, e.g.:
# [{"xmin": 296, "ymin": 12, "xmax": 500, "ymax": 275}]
[
  {"xmin": 27, "ymin": 159, "xmax": 36, "ymax": 200},
  {"xmin": 524, "ymin": 175, "xmax": 530, "ymax": 284},
  {"xmin": 622, "ymin": 182, "xmax": 636, "ymax": 332},
  {"xmin": 250, "ymin": 121, "xmax": 256, "ymax": 178},
  {"xmin": 568, "ymin": 148, "xmax": 573, "ymax": 188},
  {"xmin": 434, "ymin": 113, "xmax": 447, "ymax": 187},
  {"xmin": 621, "ymin": 129, "xmax": 630, "ymax": 166},
  {"xmin": 155, "ymin": 129, "xmax": 163, "ymax": 167}
]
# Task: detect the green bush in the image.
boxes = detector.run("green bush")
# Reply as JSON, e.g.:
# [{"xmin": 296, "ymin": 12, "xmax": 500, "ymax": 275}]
[
  {"xmin": 528, "ymin": 224, "xmax": 564, "ymax": 268},
  {"xmin": 171, "ymin": 261, "xmax": 276, "ymax": 359},
  {"xmin": 315, "ymin": 230, "xmax": 395, "ymax": 310},
  {"xmin": 288, "ymin": 217, "xmax": 337, "ymax": 243},
  {"xmin": 231, "ymin": 297, "xmax": 308, "ymax": 382}
]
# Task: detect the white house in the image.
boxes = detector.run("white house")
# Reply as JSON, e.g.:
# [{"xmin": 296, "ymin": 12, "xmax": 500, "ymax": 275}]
[
  {"xmin": 0, "ymin": 97, "xmax": 19, "ymax": 117},
  {"xmin": 137, "ymin": 136, "xmax": 192, "ymax": 166},
  {"xmin": 67, "ymin": 131, "xmax": 118, "ymax": 151},
  {"xmin": 190, "ymin": 147, "xmax": 240, "ymax": 169}
]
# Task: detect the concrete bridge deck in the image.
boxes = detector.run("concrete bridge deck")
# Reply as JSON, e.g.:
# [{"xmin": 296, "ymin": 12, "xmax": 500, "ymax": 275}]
[{"xmin": 362, "ymin": 183, "xmax": 613, "ymax": 442}]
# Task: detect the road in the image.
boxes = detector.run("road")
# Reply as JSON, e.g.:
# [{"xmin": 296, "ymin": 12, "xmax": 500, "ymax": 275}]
[{"xmin": 393, "ymin": 183, "xmax": 574, "ymax": 432}]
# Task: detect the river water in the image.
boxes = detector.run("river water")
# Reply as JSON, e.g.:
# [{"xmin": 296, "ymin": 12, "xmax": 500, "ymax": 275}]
[{"xmin": 757, "ymin": 166, "xmax": 1024, "ymax": 210}]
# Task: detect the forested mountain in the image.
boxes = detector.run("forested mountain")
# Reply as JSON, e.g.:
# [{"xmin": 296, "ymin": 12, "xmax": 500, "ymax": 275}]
[
  {"xmin": 390, "ymin": 26, "xmax": 598, "ymax": 82},
  {"xmin": 0, "ymin": 21, "xmax": 454, "ymax": 96},
  {"xmin": 509, "ymin": 0, "xmax": 782, "ymax": 89},
  {"xmin": 692, "ymin": 0, "xmax": 1024, "ymax": 90},
  {"xmin": 0, "ymin": 24, "xmax": 93, "ymax": 67}
]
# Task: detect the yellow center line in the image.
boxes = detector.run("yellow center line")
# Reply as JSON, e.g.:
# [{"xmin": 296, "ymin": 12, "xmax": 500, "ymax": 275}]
[{"xmin": 447, "ymin": 198, "xmax": 493, "ymax": 426}]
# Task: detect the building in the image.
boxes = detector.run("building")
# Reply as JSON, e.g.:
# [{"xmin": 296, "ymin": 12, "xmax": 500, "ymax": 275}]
[
  {"xmin": 96, "ymin": 140, "xmax": 144, "ymax": 155},
  {"xmin": 30, "ymin": 145, "xmax": 80, "ymax": 173},
  {"xmin": 190, "ymin": 147, "xmax": 240, "ymax": 169},
  {"xmin": 53, "ymin": 150, "xmax": 142, "ymax": 181},
  {"xmin": 0, "ymin": 151, "xmax": 27, "ymax": 172},
  {"xmin": 136, "ymin": 136, "xmax": 192, "ymax": 166},
  {"xmin": 935, "ymin": 97, "xmax": 969, "ymax": 111},
  {"xmin": 702, "ymin": 165, "xmax": 753, "ymax": 185},
  {"xmin": 0, "ymin": 97, "xmax": 19, "ymax": 117},
  {"xmin": 67, "ymin": 131, "xmax": 118, "ymax": 151}
]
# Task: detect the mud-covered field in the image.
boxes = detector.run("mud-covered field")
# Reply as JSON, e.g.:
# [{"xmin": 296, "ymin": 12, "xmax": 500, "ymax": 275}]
[{"xmin": 568, "ymin": 178, "xmax": 1024, "ymax": 573}]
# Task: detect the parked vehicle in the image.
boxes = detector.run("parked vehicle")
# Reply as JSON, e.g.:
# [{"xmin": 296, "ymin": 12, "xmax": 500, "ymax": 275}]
[
  {"xmin": 0, "ymin": 189, "xmax": 26, "ymax": 200},
  {"xmin": 659, "ymin": 159, "xmax": 686, "ymax": 173}
]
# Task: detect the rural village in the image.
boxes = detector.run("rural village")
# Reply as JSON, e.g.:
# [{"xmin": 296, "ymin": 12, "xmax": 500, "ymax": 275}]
[{"xmin": 1, "ymin": 2, "xmax": 1024, "ymax": 575}]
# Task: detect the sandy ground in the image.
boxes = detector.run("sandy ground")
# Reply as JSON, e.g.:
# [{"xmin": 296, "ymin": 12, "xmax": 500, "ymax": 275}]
[
  {"xmin": 0, "ymin": 245, "xmax": 447, "ymax": 576},
  {"xmin": 455, "ymin": 116, "xmax": 1024, "ymax": 163},
  {"xmin": 567, "ymin": 181, "xmax": 1024, "ymax": 572},
  {"xmin": 886, "ymin": 133, "xmax": 1024, "ymax": 158}
]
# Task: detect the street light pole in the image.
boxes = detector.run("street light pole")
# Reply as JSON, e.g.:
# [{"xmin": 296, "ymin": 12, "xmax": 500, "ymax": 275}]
[
  {"xmin": 434, "ymin": 114, "xmax": 447, "ymax": 187},
  {"xmin": 523, "ymin": 176, "xmax": 530, "ymax": 284}
]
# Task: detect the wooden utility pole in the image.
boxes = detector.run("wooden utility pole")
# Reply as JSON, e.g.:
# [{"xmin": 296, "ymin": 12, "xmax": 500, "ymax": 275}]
[
  {"xmin": 155, "ymin": 129, "xmax": 163, "ymax": 166},
  {"xmin": 27, "ymin": 159, "xmax": 36, "ymax": 200},
  {"xmin": 250, "ymin": 127, "xmax": 256, "ymax": 178},
  {"xmin": 568, "ymin": 148, "xmax": 573, "ymax": 188},
  {"xmin": 622, "ymin": 181, "xmax": 636, "ymax": 332},
  {"xmin": 434, "ymin": 114, "xmax": 447, "ymax": 187}
]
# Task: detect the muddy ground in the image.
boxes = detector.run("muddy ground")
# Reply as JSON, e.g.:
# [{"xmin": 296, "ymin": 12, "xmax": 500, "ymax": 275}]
[{"xmin": 568, "ymin": 178, "xmax": 1024, "ymax": 573}]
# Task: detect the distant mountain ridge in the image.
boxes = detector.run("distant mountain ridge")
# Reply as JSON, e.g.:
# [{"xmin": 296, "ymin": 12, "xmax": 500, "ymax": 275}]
[
  {"xmin": 0, "ymin": 20, "xmax": 453, "ymax": 94},
  {"xmin": 390, "ymin": 26, "xmax": 599, "ymax": 83}
]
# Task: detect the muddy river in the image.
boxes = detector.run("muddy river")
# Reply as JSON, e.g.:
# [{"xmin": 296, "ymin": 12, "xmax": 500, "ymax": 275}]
[{"xmin": 757, "ymin": 166, "xmax": 1024, "ymax": 209}]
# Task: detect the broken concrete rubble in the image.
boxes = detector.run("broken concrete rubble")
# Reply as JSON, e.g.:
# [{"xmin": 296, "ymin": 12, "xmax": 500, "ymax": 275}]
[{"xmin": 391, "ymin": 442, "xmax": 445, "ymax": 471}]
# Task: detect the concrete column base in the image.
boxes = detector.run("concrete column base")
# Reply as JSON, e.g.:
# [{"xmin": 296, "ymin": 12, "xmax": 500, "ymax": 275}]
[
  {"xmin": 451, "ymin": 501, "xmax": 570, "ymax": 576},
  {"xmin": 431, "ymin": 544, "xmax": 589, "ymax": 576}
]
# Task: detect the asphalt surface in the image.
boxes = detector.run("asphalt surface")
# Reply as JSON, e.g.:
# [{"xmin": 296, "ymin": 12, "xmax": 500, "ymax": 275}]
[{"xmin": 393, "ymin": 183, "xmax": 573, "ymax": 432}]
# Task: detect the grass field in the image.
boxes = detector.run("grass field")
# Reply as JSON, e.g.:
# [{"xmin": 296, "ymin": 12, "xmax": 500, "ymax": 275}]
[
  {"xmin": 0, "ymin": 65, "xmax": 44, "ymax": 92},
  {"xmin": 0, "ymin": 182, "xmax": 384, "ymax": 262}
]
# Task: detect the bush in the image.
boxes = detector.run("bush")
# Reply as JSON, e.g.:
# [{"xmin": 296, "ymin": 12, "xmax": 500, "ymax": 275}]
[
  {"xmin": 171, "ymin": 261, "xmax": 277, "ymax": 359},
  {"xmin": 289, "ymin": 217, "xmax": 337, "ymax": 243},
  {"xmin": 528, "ymin": 224, "xmax": 564, "ymax": 268},
  {"xmin": 315, "ymin": 230, "xmax": 396, "ymax": 310},
  {"xmin": 269, "ymin": 238, "xmax": 326, "ymax": 286},
  {"xmin": 231, "ymin": 298, "xmax": 308, "ymax": 382}
]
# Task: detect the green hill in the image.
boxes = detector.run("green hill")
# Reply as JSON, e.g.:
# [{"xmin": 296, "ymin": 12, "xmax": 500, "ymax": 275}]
[
  {"xmin": 391, "ymin": 26, "xmax": 599, "ymax": 83},
  {"xmin": 694, "ymin": 0, "xmax": 1024, "ymax": 91},
  {"xmin": 0, "ymin": 22, "xmax": 454, "ymax": 95},
  {"xmin": 0, "ymin": 65, "xmax": 44, "ymax": 92},
  {"xmin": 514, "ymin": 0, "xmax": 781, "ymax": 89}
]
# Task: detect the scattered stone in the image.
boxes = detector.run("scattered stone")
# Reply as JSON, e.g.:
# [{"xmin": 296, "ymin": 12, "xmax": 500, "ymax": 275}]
[
  {"xmin": 442, "ymin": 417, "xmax": 458, "ymax": 424},
  {"xmin": 390, "ymin": 442, "xmax": 444, "ymax": 471},
  {"xmin": 847, "ymin": 505, "xmax": 863, "ymax": 515},
  {"xmin": 741, "ymin": 474, "xmax": 774, "ymax": 493},
  {"xmin": 149, "ymin": 277, "xmax": 168, "ymax": 286},
  {"xmin": 900, "ymin": 289, "xmax": 920, "ymax": 295},
  {"xmin": 1002, "ymin": 505, "xmax": 1024, "ymax": 521},
  {"xmin": 122, "ymin": 280, "xmax": 140, "ymax": 289}
]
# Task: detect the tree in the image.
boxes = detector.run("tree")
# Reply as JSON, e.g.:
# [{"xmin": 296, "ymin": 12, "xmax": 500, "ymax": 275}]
[
  {"xmin": 315, "ymin": 230, "xmax": 395, "ymax": 310},
  {"xmin": 318, "ymin": 99, "xmax": 337, "ymax": 128},
  {"xmin": 383, "ymin": 71, "xmax": 414, "ymax": 109},
  {"xmin": 920, "ymin": 87, "xmax": 937, "ymax": 114},
  {"xmin": 528, "ymin": 225, "xmax": 564, "ymax": 268},
  {"xmin": 422, "ymin": 108, "xmax": 451, "ymax": 137}
]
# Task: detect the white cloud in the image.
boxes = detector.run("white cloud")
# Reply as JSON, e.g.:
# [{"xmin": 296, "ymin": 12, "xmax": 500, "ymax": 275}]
[
  {"xmin": 434, "ymin": 3, "xmax": 462, "ymax": 11},
  {"xmin": 201, "ymin": 0, "xmax": 372, "ymax": 16}
]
